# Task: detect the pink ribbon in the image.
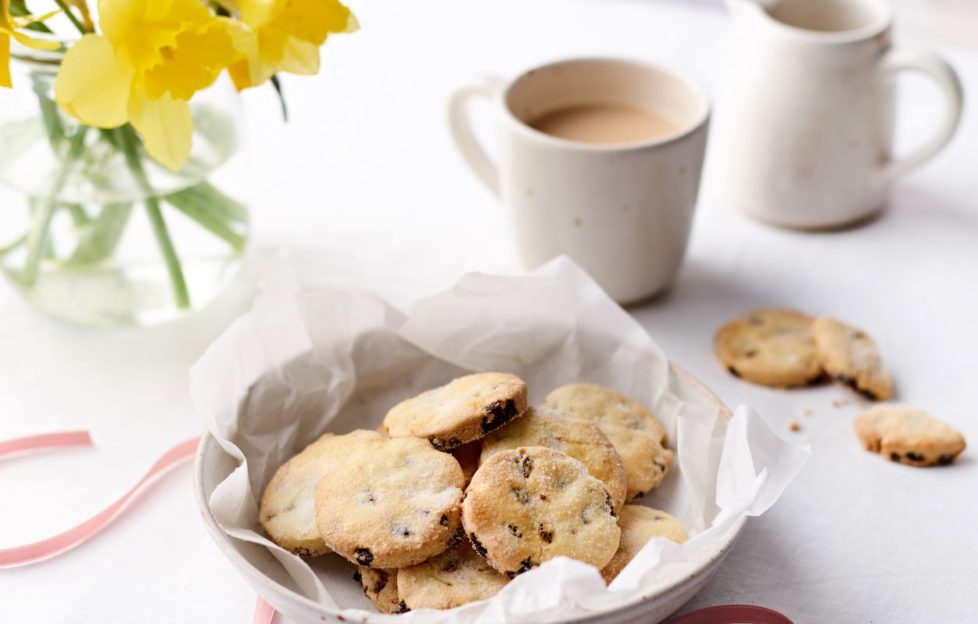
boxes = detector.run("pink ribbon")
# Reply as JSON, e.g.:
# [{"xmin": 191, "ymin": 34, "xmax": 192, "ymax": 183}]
[{"xmin": 0, "ymin": 430, "xmax": 279, "ymax": 624}]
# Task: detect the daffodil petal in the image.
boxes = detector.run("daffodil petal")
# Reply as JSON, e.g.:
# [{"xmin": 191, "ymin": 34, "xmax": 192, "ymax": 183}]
[
  {"xmin": 345, "ymin": 11, "xmax": 359, "ymax": 34},
  {"xmin": 227, "ymin": 58, "xmax": 255, "ymax": 91},
  {"xmin": 1, "ymin": 34, "xmax": 11, "ymax": 88},
  {"xmin": 278, "ymin": 38, "xmax": 319, "ymax": 75},
  {"xmin": 128, "ymin": 91, "xmax": 192, "ymax": 172},
  {"xmin": 55, "ymin": 34, "xmax": 133, "ymax": 128}
]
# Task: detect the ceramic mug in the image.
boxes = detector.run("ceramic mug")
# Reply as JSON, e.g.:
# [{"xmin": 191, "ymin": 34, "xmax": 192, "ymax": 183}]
[
  {"xmin": 448, "ymin": 58, "xmax": 710, "ymax": 304},
  {"xmin": 717, "ymin": 0, "xmax": 964, "ymax": 229}
]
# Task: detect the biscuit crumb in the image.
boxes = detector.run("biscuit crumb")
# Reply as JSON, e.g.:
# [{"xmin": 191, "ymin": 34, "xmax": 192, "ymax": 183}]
[
  {"xmin": 831, "ymin": 399, "xmax": 852, "ymax": 409},
  {"xmin": 788, "ymin": 420, "xmax": 801, "ymax": 432},
  {"xmin": 801, "ymin": 408, "xmax": 812, "ymax": 418}
]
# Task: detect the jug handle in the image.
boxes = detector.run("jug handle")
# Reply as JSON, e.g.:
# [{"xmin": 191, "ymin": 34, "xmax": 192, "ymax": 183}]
[{"xmin": 880, "ymin": 48, "xmax": 964, "ymax": 179}]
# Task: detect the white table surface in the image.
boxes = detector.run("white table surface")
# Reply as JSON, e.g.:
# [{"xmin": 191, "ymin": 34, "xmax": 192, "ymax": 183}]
[{"xmin": 2, "ymin": 1, "xmax": 977, "ymax": 622}]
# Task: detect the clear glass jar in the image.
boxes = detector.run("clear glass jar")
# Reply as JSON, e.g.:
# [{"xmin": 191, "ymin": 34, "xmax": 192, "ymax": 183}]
[{"xmin": 0, "ymin": 43, "xmax": 249, "ymax": 327}]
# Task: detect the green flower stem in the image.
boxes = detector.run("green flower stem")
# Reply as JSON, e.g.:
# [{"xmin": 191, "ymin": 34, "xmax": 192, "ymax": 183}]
[
  {"xmin": 20, "ymin": 126, "xmax": 88, "ymax": 288},
  {"xmin": 116, "ymin": 126, "xmax": 191, "ymax": 309},
  {"xmin": 52, "ymin": 0, "xmax": 88, "ymax": 34}
]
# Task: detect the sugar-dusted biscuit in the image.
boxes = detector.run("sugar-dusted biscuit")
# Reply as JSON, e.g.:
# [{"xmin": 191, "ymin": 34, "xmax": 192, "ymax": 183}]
[
  {"xmin": 480, "ymin": 406, "xmax": 627, "ymax": 511},
  {"xmin": 450, "ymin": 439, "xmax": 482, "ymax": 486},
  {"xmin": 462, "ymin": 446, "xmax": 620, "ymax": 578},
  {"xmin": 544, "ymin": 386, "xmax": 673, "ymax": 499},
  {"xmin": 398, "ymin": 541, "xmax": 508, "ymax": 609},
  {"xmin": 384, "ymin": 372, "xmax": 528, "ymax": 450},
  {"xmin": 600, "ymin": 505, "xmax": 687, "ymax": 583},
  {"xmin": 598, "ymin": 424, "xmax": 673, "ymax": 500},
  {"xmin": 354, "ymin": 567, "xmax": 407, "ymax": 614},
  {"xmin": 259, "ymin": 429, "xmax": 382, "ymax": 556},
  {"xmin": 315, "ymin": 436, "xmax": 465, "ymax": 568},
  {"xmin": 544, "ymin": 383, "xmax": 667, "ymax": 444}
]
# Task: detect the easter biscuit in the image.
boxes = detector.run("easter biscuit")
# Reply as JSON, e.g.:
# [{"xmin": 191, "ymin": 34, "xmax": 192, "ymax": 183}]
[
  {"xmin": 544, "ymin": 384, "xmax": 667, "ymax": 444},
  {"xmin": 544, "ymin": 386, "xmax": 673, "ymax": 498},
  {"xmin": 259, "ymin": 429, "xmax": 382, "ymax": 556},
  {"xmin": 600, "ymin": 505, "xmax": 688, "ymax": 583},
  {"xmin": 854, "ymin": 405, "xmax": 966, "ymax": 467},
  {"xmin": 480, "ymin": 406, "xmax": 628, "ymax": 511},
  {"xmin": 450, "ymin": 439, "xmax": 482, "ymax": 486},
  {"xmin": 812, "ymin": 316, "xmax": 892, "ymax": 400},
  {"xmin": 462, "ymin": 446, "xmax": 621, "ymax": 578},
  {"xmin": 315, "ymin": 436, "xmax": 465, "ymax": 568},
  {"xmin": 397, "ymin": 541, "xmax": 509, "ymax": 609},
  {"xmin": 384, "ymin": 372, "xmax": 528, "ymax": 450},
  {"xmin": 597, "ymin": 424, "xmax": 674, "ymax": 500},
  {"xmin": 714, "ymin": 308, "xmax": 823, "ymax": 388},
  {"xmin": 354, "ymin": 567, "xmax": 407, "ymax": 614}
]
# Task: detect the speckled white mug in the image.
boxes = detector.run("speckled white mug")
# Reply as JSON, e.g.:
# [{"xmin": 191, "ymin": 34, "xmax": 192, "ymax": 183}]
[{"xmin": 449, "ymin": 58, "xmax": 710, "ymax": 304}]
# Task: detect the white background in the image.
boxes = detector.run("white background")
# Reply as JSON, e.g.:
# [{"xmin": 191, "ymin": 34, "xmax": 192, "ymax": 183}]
[{"xmin": 2, "ymin": 1, "xmax": 977, "ymax": 622}]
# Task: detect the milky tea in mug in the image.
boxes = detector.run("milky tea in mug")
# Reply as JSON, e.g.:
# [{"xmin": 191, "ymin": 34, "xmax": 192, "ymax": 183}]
[
  {"xmin": 449, "ymin": 58, "xmax": 710, "ymax": 304},
  {"xmin": 528, "ymin": 103, "xmax": 682, "ymax": 145}
]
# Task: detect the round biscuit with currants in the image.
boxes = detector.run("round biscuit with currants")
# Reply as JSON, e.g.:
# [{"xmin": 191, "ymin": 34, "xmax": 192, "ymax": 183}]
[
  {"xmin": 544, "ymin": 385, "xmax": 673, "ymax": 499},
  {"xmin": 854, "ymin": 405, "xmax": 965, "ymax": 467},
  {"xmin": 383, "ymin": 372, "xmax": 528, "ymax": 451},
  {"xmin": 479, "ymin": 406, "xmax": 627, "ymax": 512},
  {"xmin": 600, "ymin": 505, "xmax": 688, "ymax": 583},
  {"xmin": 714, "ymin": 308, "xmax": 823, "ymax": 387},
  {"xmin": 397, "ymin": 540, "xmax": 509, "ymax": 609},
  {"xmin": 315, "ymin": 436, "xmax": 465, "ymax": 568},
  {"xmin": 259, "ymin": 429, "xmax": 382, "ymax": 556},
  {"xmin": 462, "ymin": 446, "xmax": 621, "ymax": 578}
]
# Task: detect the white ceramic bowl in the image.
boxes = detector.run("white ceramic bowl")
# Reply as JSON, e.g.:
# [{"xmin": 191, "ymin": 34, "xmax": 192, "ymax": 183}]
[{"xmin": 194, "ymin": 365, "xmax": 744, "ymax": 624}]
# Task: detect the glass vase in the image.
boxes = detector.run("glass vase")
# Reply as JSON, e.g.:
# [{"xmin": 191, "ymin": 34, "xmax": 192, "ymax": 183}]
[{"xmin": 0, "ymin": 45, "xmax": 249, "ymax": 327}]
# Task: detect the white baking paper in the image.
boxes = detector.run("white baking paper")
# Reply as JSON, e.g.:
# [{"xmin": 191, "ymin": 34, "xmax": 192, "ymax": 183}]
[{"xmin": 191, "ymin": 253, "xmax": 810, "ymax": 622}]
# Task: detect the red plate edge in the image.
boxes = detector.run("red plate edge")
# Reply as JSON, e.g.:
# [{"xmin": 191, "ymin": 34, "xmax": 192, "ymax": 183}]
[{"xmin": 664, "ymin": 605, "xmax": 794, "ymax": 624}]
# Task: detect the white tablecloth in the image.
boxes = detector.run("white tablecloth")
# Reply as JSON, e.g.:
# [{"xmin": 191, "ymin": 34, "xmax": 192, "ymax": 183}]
[{"xmin": 2, "ymin": 1, "xmax": 977, "ymax": 622}]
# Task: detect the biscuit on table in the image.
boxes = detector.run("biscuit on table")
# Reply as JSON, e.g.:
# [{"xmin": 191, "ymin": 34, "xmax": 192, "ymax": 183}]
[
  {"xmin": 480, "ymin": 406, "xmax": 628, "ymax": 512},
  {"xmin": 259, "ymin": 429, "xmax": 382, "ymax": 556},
  {"xmin": 855, "ymin": 405, "xmax": 966, "ymax": 467},
  {"xmin": 315, "ymin": 436, "xmax": 465, "ymax": 568},
  {"xmin": 397, "ymin": 540, "xmax": 509, "ymax": 609},
  {"xmin": 600, "ymin": 505, "xmax": 688, "ymax": 583},
  {"xmin": 462, "ymin": 446, "xmax": 621, "ymax": 578},
  {"xmin": 812, "ymin": 316, "xmax": 892, "ymax": 400},
  {"xmin": 714, "ymin": 308, "xmax": 823, "ymax": 388},
  {"xmin": 383, "ymin": 372, "xmax": 528, "ymax": 450}
]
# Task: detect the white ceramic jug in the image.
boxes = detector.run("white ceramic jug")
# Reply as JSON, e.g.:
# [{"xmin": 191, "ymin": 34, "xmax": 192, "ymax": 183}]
[{"xmin": 716, "ymin": 0, "xmax": 963, "ymax": 229}]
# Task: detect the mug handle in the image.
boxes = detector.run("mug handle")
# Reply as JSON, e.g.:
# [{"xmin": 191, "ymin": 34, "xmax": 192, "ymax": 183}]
[
  {"xmin": 448, "ymin": 75, "xmax": 505, "ymax": 197},
  {"xmin": 880, "ymin": 48, "xmax": 964, "ymax": 179}
]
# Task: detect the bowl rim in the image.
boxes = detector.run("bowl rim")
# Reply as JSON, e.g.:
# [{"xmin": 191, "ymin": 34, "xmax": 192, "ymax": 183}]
[{"xmin": 193, "ymin": 364, "xmax": 746, "ymax": 622}]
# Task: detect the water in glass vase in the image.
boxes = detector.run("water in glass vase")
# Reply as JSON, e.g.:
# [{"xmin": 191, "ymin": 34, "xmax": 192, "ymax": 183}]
[{"xmin": 0, "ymin": 48, "xmax": 249, "ymax": 327}]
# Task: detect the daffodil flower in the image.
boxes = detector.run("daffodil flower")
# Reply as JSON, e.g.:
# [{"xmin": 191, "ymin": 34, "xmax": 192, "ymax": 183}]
[
  {"xmin": 226, "ymin": 0, "xmax": 357, "ymax": 90},
  {"xmin": 54, "ymin": 0, "xmax": 252, "ymax": 171},
  {"xmin": 0, "ymin": 0, "xmax": 60, "ymax": 88}
]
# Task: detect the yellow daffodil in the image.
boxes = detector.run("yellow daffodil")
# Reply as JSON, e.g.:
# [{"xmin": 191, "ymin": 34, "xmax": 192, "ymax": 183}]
[
  {"xmin": 226, "ymin": 0, "xmax": 357, "ymax": 90},
  {"xmin": 54, "ymin": 0, "xmax": 251, "ymax": 171},
  {"xmin": 0, "ymin": 0, "xmax": 60, "ymax": 88}
]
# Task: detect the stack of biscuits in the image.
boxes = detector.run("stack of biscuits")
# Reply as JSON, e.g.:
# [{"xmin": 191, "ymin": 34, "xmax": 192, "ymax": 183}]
[{"xmin": 258, "ymin": 373, "xmax": 687, "ymax": 613}]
